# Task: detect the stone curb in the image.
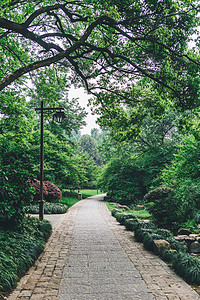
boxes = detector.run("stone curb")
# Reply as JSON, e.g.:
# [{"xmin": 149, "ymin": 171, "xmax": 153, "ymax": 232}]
[
  {"xmin": 99, "ymin": 201, "xmax": 200, "ymax": 300},
  {"xmin": 7, "ymin": 201, "xmax": 85, "ymax": 300}
]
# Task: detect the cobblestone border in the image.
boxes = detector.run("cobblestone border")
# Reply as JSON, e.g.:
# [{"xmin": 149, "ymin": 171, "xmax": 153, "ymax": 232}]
[
  {"xmin": 99, "ymin": 201, "xmax": 200, "ymax": 300},
  {"xmin": 7, "ymin": 201, "xmax": 84, "ymax": 300}
]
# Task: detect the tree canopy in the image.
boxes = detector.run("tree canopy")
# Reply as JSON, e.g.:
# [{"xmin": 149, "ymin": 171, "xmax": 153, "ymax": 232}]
[{"xmin": 0, "ymin": 0, "xmax": 199, "ymax": 112}]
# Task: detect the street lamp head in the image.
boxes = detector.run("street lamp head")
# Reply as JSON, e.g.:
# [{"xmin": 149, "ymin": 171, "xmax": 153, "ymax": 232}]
[{"xmin": 53, "ymin": 111, "xmax": 65, "ymax": 123}]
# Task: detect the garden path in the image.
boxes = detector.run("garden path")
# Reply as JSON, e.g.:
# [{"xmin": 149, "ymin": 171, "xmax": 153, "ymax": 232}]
[{"xmin": 8, "ymin": 195, "xmax": 200, "ymax": 300}]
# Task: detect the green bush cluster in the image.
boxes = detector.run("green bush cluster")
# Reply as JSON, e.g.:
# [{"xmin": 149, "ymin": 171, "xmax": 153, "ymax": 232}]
[
  {"xmin": 99, "ymin": 159, "xmax": 149, "ymax": 205},
  {"xmin": 144, "ymin": 188, "xmax": 178, "ymax": 229},
  {"xmin": 161, "ymin": 250, "xmax": 200, "ymax": 285},
  {"xmin": 0, "ymin": 216, "xmax": 52, "ymax": 296},
  {"xmin": 144, "ymin": 187, "xmax": 200, "ymax": 231},
  {"xmin": 149, "ymin": 135, "xmax": 200, "ymax": 231},
  {"xmin": 112, "ymin": 209, "xmax": 200, "ymax": 285},
  {"xmin": 26, "ymin": 203, "xmax": 68, "ymax": 214},
  {"xmin": 0, "ymin": 167, "xmax": 34, "ymax": 230}
]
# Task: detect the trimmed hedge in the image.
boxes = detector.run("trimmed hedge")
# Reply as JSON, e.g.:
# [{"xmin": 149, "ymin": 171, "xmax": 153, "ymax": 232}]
[{"xmin": 111, "ymin": 209, "xmax": 200, "ymax": 285}]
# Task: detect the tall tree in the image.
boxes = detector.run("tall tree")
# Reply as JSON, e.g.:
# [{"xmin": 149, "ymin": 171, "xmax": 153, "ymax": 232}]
[{"xmin": 28, "ymin": 67, "xmax": 87, "ymax": 137}]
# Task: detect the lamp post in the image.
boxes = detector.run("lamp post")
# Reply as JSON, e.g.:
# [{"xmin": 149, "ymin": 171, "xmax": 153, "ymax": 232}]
[{"xmin": 35, "ymin": 101, "xmax": 65, "ymax": 220}]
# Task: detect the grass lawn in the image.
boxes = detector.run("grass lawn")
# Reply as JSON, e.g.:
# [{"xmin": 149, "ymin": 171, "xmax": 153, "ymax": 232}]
[
  {"xmin": 106, "ymin": 202, "xmax": 152, "ymax": 219},
  {"xmin": 60, "ymin": 189, "xmax": 99, "ymax": 208}
]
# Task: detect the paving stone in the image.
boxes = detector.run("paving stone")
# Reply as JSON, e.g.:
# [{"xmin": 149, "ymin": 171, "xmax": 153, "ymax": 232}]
[
  {"xmin": 59, "ymin": 197, "xmax": 154, "ymax": 299},
  {"xmin": 18, "ymin": 290, "xmax": 32, "ymax": 297}
]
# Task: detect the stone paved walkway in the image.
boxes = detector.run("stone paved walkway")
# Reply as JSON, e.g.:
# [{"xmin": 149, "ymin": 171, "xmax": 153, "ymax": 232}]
[{"xmin": 7, "ymin": 195, "xmax": 200, "ymax": 300}]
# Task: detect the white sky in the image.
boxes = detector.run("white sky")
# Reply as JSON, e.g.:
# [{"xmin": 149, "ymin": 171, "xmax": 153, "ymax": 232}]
[{"xmin": 68, "ymin": 86, "xmax": 99, "ymax": 135}]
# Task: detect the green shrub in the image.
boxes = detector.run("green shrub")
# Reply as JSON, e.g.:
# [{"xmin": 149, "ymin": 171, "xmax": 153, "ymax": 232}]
[
  {"xmin": 124, "ymin": 218, "xmax": 139, "ymax": 231},
  {"xmin": 134, "ymin": 228, "xmax": 155, "ymax": 243},
  {"xmin": 165, "ymin": 237, "xmax": 186, "ymax": 252},
  {"xmin": 172, "ymin": 252, "xmax": 200, "ymax": 285},
  {"xmin": 144, "ymin": 188, "xmax": 173, "ymax": 203},
  {"xmin": 143, "ymin": 233, "xmax": 163, "ymax": 251},
  {"xmin": 111, "ymin": 208, "xmax": 122, "ymax": 217},
  {"xmin": 26, "ymin": 203, "xmax": 68, "ymax": 214},
  {"xmin": 115, "ymin": 212, "xmax": 125, "ymax": 222},
  {"xmin": 161, "ymin": 249, "xmax": 178, "ymax": 263},
  {"xmin": 0, "ymin": 216, "xmax": 52, "ymax": 295},
  {"xmin": 98, "ymin": 158, "xmax": 149, "ymax": 205},
  {"xmin": 119, "ymin": 213, "xmax": 135, "ymax": 225},
  {"xmin": 35, "ymin": 220, "xmax": 52, "ymax": 241},
  {"xmin": 0, "ymin": 167, "xmax": 34, "ymax": 230},
  {"xmin": 134, "ymin": 221, "xmax": 156, "ymax": 231},
  {"xmin": 154, "ymin": 228, "xmax": 174, "ymax": 239},
  {"xmin": 144, "ymin": 188, "xmax": 181, "ymax": 230}
]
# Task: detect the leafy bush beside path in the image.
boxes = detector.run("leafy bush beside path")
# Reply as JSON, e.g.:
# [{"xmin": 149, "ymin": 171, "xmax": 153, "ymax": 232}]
[
  {"xmin": 0, "ymin": 216, "xmax": 52, "ymax": 298},
  {"xmin": 110, "ymin": 207, "xmax": 200, "ymax": 286}
]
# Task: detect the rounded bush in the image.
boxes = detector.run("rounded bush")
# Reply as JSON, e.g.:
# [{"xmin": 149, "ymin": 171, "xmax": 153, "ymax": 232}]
[
  {"xmin": 115, "ymin": 212, "xmax": 124, "ymax": 222},
  {"xmin": 144, "ymin": 187, "xmax": 173, "ymax": 203},
  {"xmin": 134, "ymin": 221, "xmax": 156, "ymax": 232},
  {"xmin": 161, "ymin": 249, "xmax": 178, "ymax": 263},
  {"xmin": 134, "ymin": 228, "xmax": 155, "ymax": 243},
  {"xmin": 119, "ymin": 213, "xmax": 135, "ymax": 225},
  {"xmin": 165, "ymin": 237, "xmax": 186, "ymax": 252},
  {"xmin": 44, "ymin": 181, "xmax": 62, "ymax": 202},
  {"xmin": 111, "ymin": 208, "xmax": 121, "ymax": 217},
  {"xmin": 143, "ymin": 233, "xmax": 163, "ymax": 251},
  {"xmin": 124, "ymin": 218, "xmax": 139, "ymax": 231},
  {"xmin": 144, "ymin": 188, "xmax": 181, "ymax": 229},
  {"xmin": 154, "ymin": 228, "xmax": 174, "ymax": 239},
  {"xmin": 29, "ymin": 179, "xmax": 62, "ymax": 202}
]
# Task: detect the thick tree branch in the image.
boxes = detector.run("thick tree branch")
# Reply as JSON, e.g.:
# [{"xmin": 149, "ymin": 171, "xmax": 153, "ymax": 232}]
[
  {"xmin": 23, "ymin": 3, "xmax": 66, "ymax": 27},
  {"xmin": 0, "ymin": 14, "xmax": 117, "ymax": 91},
  {"xmin": 79, "ymin": 42, "xmax": 180, "ymax": 97}
]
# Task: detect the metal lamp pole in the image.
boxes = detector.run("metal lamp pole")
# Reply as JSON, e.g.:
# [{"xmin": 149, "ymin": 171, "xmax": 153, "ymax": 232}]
[
  {"xmin": 36, "ymin": 101, "xmax": 65, "ymax": 220},
  {"xmin": 39, "ymin": 100, "xmax": 44, "ymax": 220}
]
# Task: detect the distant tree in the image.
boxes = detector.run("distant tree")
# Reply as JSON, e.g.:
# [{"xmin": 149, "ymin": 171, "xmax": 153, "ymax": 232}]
[{"xmin": 79, "ymin": 134, "xmax": 104, "ymax": 165}]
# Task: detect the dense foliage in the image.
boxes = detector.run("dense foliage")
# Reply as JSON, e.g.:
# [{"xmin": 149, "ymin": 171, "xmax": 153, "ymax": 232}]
[
  {"xmin": 0, "ymin": 166, "xmax": 34, "ymax": 229},
  {"xmin": 1, "ymin": 0, "xmax": 199, "ymax": 103},
  {"xmin": 152, "ymin": 134, "xmax": 200, "ymax": 230},
  {"xmin": 0, "ymin": 216, "xmax": 52, "ymax": 296},
  {"xmin": 100, "ymin": 158, "xmax": 149, "ymax": 204},
  {"xmin": 98, "ymin": 111, "xmax": 180, "ymax": 205},
  {"xmin": 0, "ymin": 85, "xmax": 99, "ymax": 228}
]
